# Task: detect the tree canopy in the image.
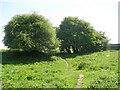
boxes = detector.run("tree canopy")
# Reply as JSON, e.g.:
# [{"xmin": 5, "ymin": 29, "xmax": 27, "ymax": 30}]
[
  {"xmin": 3, "ymin": 13, "xmax": 60, "ymax": 53},
  {"xmin": 57, "ymin": 16, "xmax": 109, "ymax": 54}
]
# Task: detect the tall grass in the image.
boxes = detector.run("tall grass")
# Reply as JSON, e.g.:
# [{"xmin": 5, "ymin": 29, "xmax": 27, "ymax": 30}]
[{"xmin": 1, "ymin": 50, "xmax": 118, "ymax": 88}]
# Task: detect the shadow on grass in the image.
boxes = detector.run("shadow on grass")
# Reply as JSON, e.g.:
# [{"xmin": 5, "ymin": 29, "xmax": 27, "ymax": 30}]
[
  {"xmin": 1, "ymin": 50, "xmax": 53, "ymax": 65},
  {"xmin": 1, "ymin": 49, "xmax": 97, "ymax": 65},
  {"xmin": 56, "ymin": 53, "xmax": 78, "ymax": 59},
  {"xmin": 56, "ymin": 51, "xmax": 93, "ymax": 60}
]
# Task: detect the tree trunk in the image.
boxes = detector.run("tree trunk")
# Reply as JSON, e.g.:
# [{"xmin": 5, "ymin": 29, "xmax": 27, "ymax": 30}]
[
  {"xmin": 72, "ymin": 46, "xmax": 78, "ymax": 54},
  {"xmin": 66, "ymin": 47, "xmax": 71, "ymax": 53}
]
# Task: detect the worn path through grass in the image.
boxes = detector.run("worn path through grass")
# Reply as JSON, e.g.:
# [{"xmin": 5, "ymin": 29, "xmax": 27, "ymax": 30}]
[{"xmin": 1, "ymin": 50, "xmax": 118, "ymax": 88}]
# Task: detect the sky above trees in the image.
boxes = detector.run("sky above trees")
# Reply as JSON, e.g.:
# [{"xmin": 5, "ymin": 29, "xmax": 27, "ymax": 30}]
[{"xmin": 0, "ymin": 0, "xmax": 119, "ymax": 49}]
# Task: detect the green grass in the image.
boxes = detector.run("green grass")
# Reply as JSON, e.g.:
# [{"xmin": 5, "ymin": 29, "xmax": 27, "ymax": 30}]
[
  {"xmin": 0, "ymin": 50, "xmax": 119, "ymax": 88},
  {"xmin": 66, "ymin": 50, "xmax": 118, "ymax": 88}
]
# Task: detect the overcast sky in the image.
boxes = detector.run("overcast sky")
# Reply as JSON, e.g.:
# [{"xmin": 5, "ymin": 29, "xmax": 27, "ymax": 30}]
[{"xmin": 0, "ymin": 0, "xmax": 119, "ymax": 49}]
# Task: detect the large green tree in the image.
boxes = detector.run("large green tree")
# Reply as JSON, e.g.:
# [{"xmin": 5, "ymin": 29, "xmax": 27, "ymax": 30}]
[
  {"xmin": 93, "ymin": 31, "xmax": 109, "ymax": 52},
  {"xmin": 57, "ymin": 16, "xmax": 109, "ymax": 54},
  {"xmin": 3, "ymin": 13, "xmax": 60, "ymax": 53}
]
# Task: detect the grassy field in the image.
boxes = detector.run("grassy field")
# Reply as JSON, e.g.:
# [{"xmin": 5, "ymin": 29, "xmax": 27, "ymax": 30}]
[{"xmin": 0, "ymin": 50, "xmax": 119, "ymax": 88}]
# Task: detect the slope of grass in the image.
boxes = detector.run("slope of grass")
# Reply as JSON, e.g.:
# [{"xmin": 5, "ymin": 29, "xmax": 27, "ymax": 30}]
[
  {"xmin": 66, "ymin": 50, "xmax": 118, "ymax": 88},
  {"xmin": 1, "ymin": 50, "xmax": 78, "ymax": 88},
  {"xmin": 1, "ymin": 50, "xmax": 118, "ymax": 88}
]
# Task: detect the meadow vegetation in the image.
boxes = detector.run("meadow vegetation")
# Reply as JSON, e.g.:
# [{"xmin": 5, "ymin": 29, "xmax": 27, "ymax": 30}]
[{"xmin": 1, "ymin": 50, "xmax": 118, "ymax": 88}]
